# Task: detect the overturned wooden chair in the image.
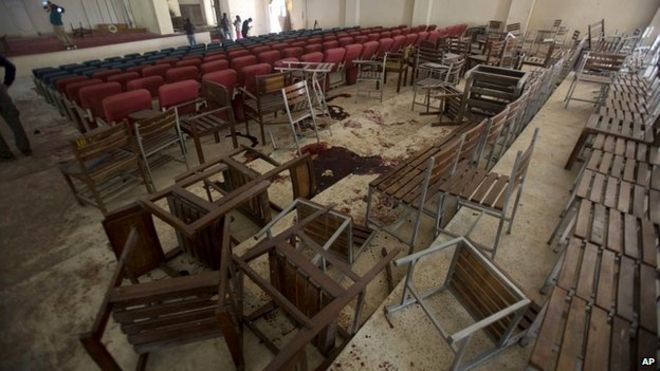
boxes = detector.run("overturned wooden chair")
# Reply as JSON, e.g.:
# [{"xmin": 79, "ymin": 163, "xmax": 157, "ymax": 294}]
[
  {"xmin": 386, "ymin": 237, "xmax": 531, "ymax": 371},
  {"xmin": 79, "ymin": 220, "xmax": 246, "ymax": 371},
  {"xmin": 231, "ymin": 204, "xmax": 401, "ymax": 370},
  {"xmin": 59, "ymin": 124, "xmax": 153, "ymax": 214}
]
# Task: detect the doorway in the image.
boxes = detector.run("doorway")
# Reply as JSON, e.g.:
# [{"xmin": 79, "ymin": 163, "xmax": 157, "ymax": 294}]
[
  {"xmin": 268, "ymin": 0, "xmax": 287, "ymax": 33},
  {"xmin": 180, "ymin": 4, "xmax": 205, "ymax": 25}
]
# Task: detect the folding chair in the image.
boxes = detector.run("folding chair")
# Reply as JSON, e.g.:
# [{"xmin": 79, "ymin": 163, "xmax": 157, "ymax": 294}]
[
  {"xmin": 386, "ymin": 236, "xmax": 531, "ymax": 371},
  {"xmin": 563, "ymin": 52, "xmax": 623, "ymax": 108},
  {"xmin": 434, "ymin": 128, "xmax": 540, "ymax": 257},
  {"xmin": 280, "ymin": 80, "xmax": 324, "ymax": 154},
  {"xmin": 241, "ymin": 71, "xmax": 291, "ymax": 147}
]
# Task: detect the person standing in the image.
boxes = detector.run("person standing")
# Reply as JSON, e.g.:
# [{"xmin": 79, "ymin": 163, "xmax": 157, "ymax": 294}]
[
  {"xmin": 45, "ymin": 1, "xmax": 76, "ymax": 50},
  {"xmin": 241, "ymin": 18, "xmax": 253, "ymax": 38},
  {"xmin": 184, "ymin": 18, "xmax": 196, "ymax": 46},
  {"xmin": 233, "ymin": 15, "xmax": 242, "ymax": 40},
  {"xmin": 0, "ymin": 56, "xmax": 31, "ymax": 161},
  {"xmin": 220, "ymin": 13, "xmax": 231, "ymax": 40}
]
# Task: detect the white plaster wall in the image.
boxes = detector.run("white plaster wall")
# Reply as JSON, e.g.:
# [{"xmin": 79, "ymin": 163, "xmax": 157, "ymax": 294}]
[
  {"xmin": 227, "ymin": 0, "xmax": 268, "ymax": 35},
  {"xmin": 306, "ymin": 0, "xmax": 344, "ymax": 29},
  {"xmin": 527, "ymin": 0, "xmax": 660, "ymax": 36},
  {"xmin": 359, "ymin": 0, "xmax": 413, "ymax": 27},
  {"xmin": 426, "ymin": 0, "xmax": 512, "ymax": 27}
]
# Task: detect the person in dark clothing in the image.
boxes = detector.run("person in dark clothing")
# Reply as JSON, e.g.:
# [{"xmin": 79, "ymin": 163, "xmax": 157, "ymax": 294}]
[
  {"xmin": 241, "ymin": 18, "xmax": 253, "ymax": 38},
  {"xmin": 184, "ymin": 18, "xmax": 196, "ymax": 46},
  {"xmin": 44, "ymin": 1, "xmax": 76, "ymax": 50},
  {"xmin": 220, "ymin": 13, "xmax": 231, "ymax": 39},
  {"xmin": 0, "ymin": 56, "xmax": 31, "ymax": 160}
]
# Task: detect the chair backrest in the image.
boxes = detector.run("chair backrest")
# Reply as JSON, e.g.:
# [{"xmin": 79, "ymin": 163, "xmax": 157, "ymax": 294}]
[
  {"xmin": 344, "ymin": 44, "xmax": 363, "ymax": 68},
  {"xmin": 506, "ymin": 23, "xmax": 521, "ymax": 36},
  {"xmin": 458, "ymin": 118, "xmax": 489, "ymax": 164},
  {"xmin": 282, "ymin": 80, "xmax": 314, "ymax": 121},
  {"xmin": 304, "ymin": 43, "xmax": 323, "ymax": 54},
  {"xmin": 126, "ymin": 76, "xmax": 164, "ymax": 98},
  {"xmin": 485, "ymin": 40, "xmax": 506, "ymax": 63},
  {"xmin": 256, "ymin": 71, "xmax": 291, "ymax": 96},
  {"xmin": 487, "ymin": 20, "xmax": 503, "ymax": 33},
  {"xmin": 242, "ymin": 63, "xmax": 274, "ymax": 93},
  {"xmin": 202, "ymin": 69, "xmax": 238, "ymax": 97},
  {"xmin": 203, "ymin": 80, "xmax": 234, "ymax": 113},
  {"xmin": 158, "ymin": 80, "xmax": 200, "ymax": 113},
  {"xmin": 134, "ymin": 109, "xmax": 179, "ymax": 146},
  {"xmin": 79, "ymin": 82, "xmax": 123, "ymax": 119},
  {"xmin": 165, "ymin": 66, "xmax": 199, "ymax": 83},
  {"xmin": 283, "ymin": 47, "xmax": 304, "ymax": 59},
  {"xmin": 257, "ymin": 50, "xmax": 282, "ymax": 65},
  {"xmin": 204, "ymin": 54, "xmax": 227, "ymax": 63},
  {"xmin": 300, "ymin": 52, "xmax": 324, "ymax": 63},
  {"xmin": 323, "ymin": 40, "xmax": 339, "ymax": 50},
  {"xmin": 360, "ymin": 41, "xmax": 379, "ymax": 59},
  {"xmin": 176, "ymin": 59, "xmax": 202, "ymax": 68},
  {"xmin": 71, "ymin": 123, "xmax": 133, "ymax": 166},
  {"xmin": 107, "ymin": 72, "xmax": 140, "ymax": 90},
  {"xmin": 323, "ymin": 48, "xmax": 346, "ymax": 70},
  {"xmin": 142, "ymin": 64, "xmax": 170, "ymax": 78},
  {"xmin": 506, "ymin": 91, "xmax": 529, "ymax": 130},
  {"xmin": 508, "ymin": 128, "xmax": 539, "ymax": 191},
  {"xmin": 66, "ymin": 79, "xmax": 103, "ymax": 103},
  {"xmin": 103, "ymin": 89, "xmax": 152, "ymax": 124},
  {"xmin": 377, "ymin": 38, "xmax": 394, "ymax": 57},
  {"xmin": 200, "ymin": 59, "xmax": 229, "ymax": 75},
  {"xmin": 230, "ymin": 55, "xmax": 258, "ymax": 83},
  {"xmin": 56, "ymin": 76, "xmax": 88, "ymax": 94},
  {"xmin": 483, "ymin": 106, "xmax": 510, "ymax": 152},
  {"xmin": 445, "ymin": 57, "xmax": 465, "ymax": 85}
]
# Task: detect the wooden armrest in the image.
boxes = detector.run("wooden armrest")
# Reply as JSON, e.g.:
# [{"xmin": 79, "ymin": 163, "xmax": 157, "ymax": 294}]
[
  {"xmin": 237, "ymin": 87, "xmax": 257, "ymax": 100},
  {"xmin": 186, "ymin": 106, "xmax": 231, "ymax": 121}
]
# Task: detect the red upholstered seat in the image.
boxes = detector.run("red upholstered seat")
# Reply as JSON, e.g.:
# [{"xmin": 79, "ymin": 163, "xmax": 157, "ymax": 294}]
[
  {"xmin": 155, "ymin": 57, "xmax": 179, "ymax": 66},
  {"xmin": 126, "ymin": 76, "xmax": 165, "ymax": 97},
  {"xmin": 391, "ymin": 35, "xmax": 406, "ymax": 52},
  {"xmin": 323, "ymin": 48, "xmax": 346, "ymax": 71},
  {"xmin": 56, "ymin": 76, "xmax": 87, "ymax": 93},
  {"xmin": 250, "ymin": 45, "xmax": 271, "ymax": 54},
  {"xmin": 228, "ymin": 49, "xmax": 251, "ymax": 59},
  {"xmin": 355, "ymin": 35, "xmax": 368, "ymax": 43},
  {"xmin": 380, "ymin": 31, "xmax": 392, "ymax": 38},
  {"xmin": 165, "ymin": 66, "xmax": 199, "ymax": 83},
  {"xmin": 201, "ymin": 60, "xmax": 229, "ymax": 75},
  {"xmin": 338, "ymin": 37, "xmax": 354, "ymax": 47},
  {"xmin": 416, "ymin": 31, "xmax": 429, "ymax": 45},
  {"xmin": 158, "ymin": 80, "xmax": 200, "ymax": 115},
  {"xmin": 304, "ymin": 44, "xmax": 323, "ymax": 54},
  {"xmin": 404, "ymin": 33, "xmax": 418, "ymax": 47},
  {"xmin": 79, "ymin": 82, "xmax": 122, "ymax": 120},
  {"xmin": 241, "ymin": 63, "xmax": 273, "ymax": 93},
  {"xmin": 257, "ymin": 50, "xmax": 282, "ymax": 66},
  {"xmin": 367, "ymin": 33, "xmax": 379, "ymax": 41},
  {"xmin": 181, "ymin": 55, "xmax": 202, "ymax": 61},
  {"xmin": 230, "ymin": 55, "xmax": 258, "ymax": 85},
  {"xmin": 176, "ymin": 59, "xmax": 202, "ymax": 68},
  {"xmin": 202, "ymin": 69, "xmax": 238, "ymax": 97},
  {"xmin": 102, "ymin": 89, "xmax": 152, "ymax": 124},
  {"xmin": 377, "ymin": 38, "xmax": 394, "ymax": 57},
  {"xmin": 65, "ymin": 79, "xmax": 102, "ymax": 103},
  {"xmin": 344, "ymin": 44, "xmax": 364, "ymax": 85},
  {"xmin": 142, "ymin": 64, "xmax": 170, "ymax": 79},
  {"xmin": 126, "ymin": 65, "xmax": 148, "ymax": 75},
  {"xmin": 107, "ymin": 72, "xmax": 140, "ymax": 90},
  {"xmin": 360, "ymin": 41, "xmax": 379, "ymax": 60},
  {"xmin": 427, "ymin": 24, "xmax": 437, "ymax": 31},
  {"xmin": 427, "ymin": 31, "xmax": 440, "ymax": 45},
  {"xmin": 308, "ymin": 37, "xmax": 322, "ymax": 44},
  {"xmin": 282, "ymin": 47, "xmax": 304, "ymax": 59},
  {"xmin": 391, "ymin": 30, "xmax": 402, "ymax": 37},
  {"xmin": 92, "ymin": 69, "xmax": 122, "ymax": 81},
  {"xmin": 271, "ymin": 42, "xmax": 289, "ymax": 50},
  {"xmin": 300, "ymin": 52, "xmax": 323, "ymax": 63},
  {"xmin": 204, "ymin": 54, "xmax": 227, "ymax": 63},
  {"xmin": 322, "ymin": 40, "xmax": 339, "ymax": 50},
  {"xmin": 290, "ymin": 40, "xmax": 306, "ymax": 48}
]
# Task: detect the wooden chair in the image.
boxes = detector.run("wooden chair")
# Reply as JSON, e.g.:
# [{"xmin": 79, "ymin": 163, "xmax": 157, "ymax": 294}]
[
  {"xmin": 383, "ymin": 47, "xmax": 413, "ymax": 93},
  {"xmin": 231, "ymin": 203, "xmax": 401, "ymax": 369},
  {"xmin": 387, "ymin": 237, "xmax": 531, "ymax": 371},
  {"xmin": 523, "ymin": 42, "xmax": 557, "ymax": 68},
  {"xmin": 181, "ymin": 80, "xmax": 240, "ymax": 164},
  {"xmin": 133, "ymin": 110, "xmax": 188, "ymax": 186},
  {"xmin": 174, "ymin": 146, "xmax": 317, "ymax": 227},
  {"xmin": 467, "ymin": 39, "xmax": 505, "ymax": 68},
  {"xmin": 435, "ymin": 129, "xmax": 540, "ymax": 257},
  {"xmin": 411, "ymin": 55, "xmax": 465, "ymax": 125},
  {"xmin": 79, "ymin": 221, "xmax": 246, "ymax": 371},
  {"xmin": 563, "ymin": 51, "xmax": 625, "ymax": 108},
  {"xmin": 280, "ymin": 80, "xmax": 326, "ymax": 154},
  {"xmin": 59, "ymin": 124, "xmax": 152, "ymax": 214},
  {"xmin": 241, "ymin": 71, "xmax": 290, "ymax": 143}
]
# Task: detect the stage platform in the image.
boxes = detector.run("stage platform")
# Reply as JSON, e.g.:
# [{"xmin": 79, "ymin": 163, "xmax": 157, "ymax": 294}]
[{"xmin": 7, "ymin": 31, "xmax": 211, "ymax": 77}]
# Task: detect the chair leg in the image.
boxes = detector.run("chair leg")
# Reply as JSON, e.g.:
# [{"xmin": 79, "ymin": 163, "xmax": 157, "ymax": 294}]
[
  {"xmin": 434, "ymin": 193, "xmax": 447, "ymax": 236},
  {"xmin": 563, "ymin": 77, "xmax": 577, "ymax": 108},
  {"xmin": 491, "ymin": 213, "xmax": 506, "ymax": 258},
  {"xmin": 507, "ymin": 187, "xmax": 525, "ymax": 234},
  {"xmin": 193, "ymin": 135, "xmax": 205, "ymax": 164}
]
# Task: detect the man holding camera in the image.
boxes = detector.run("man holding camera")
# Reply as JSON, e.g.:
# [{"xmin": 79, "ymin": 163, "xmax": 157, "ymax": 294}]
[{"xmin": 44, "ymin": 1, "xmax": 76, "ymax": 50}]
